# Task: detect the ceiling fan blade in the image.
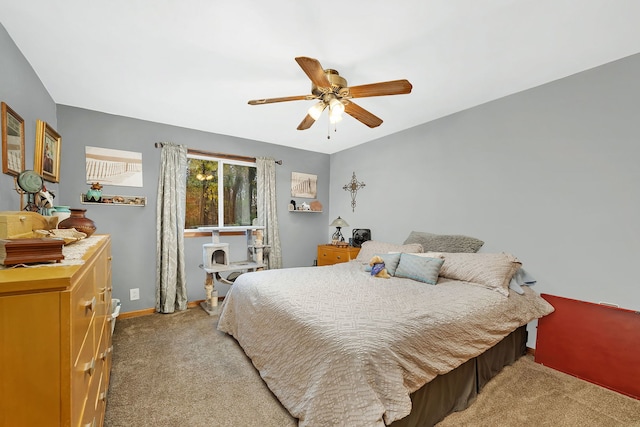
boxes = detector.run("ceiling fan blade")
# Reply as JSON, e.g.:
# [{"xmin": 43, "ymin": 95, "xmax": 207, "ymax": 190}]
[
  {"xmin": 248, "ymin": 95, "xmax": 311, "ymax": 105},
  {"xmin": 295, "ymin": 57, "xmax": 332, "ymax": 88},
  {"xmin": 348, "ymin": 79, "xmax": 413, "ymax": 98},
  {"xmin": 297, "ymin": 114, "xmax": 316, "ymax": 130},
  {"xmin": 344, "ymin": 102, "xmax": 383, "ymax": 128}
]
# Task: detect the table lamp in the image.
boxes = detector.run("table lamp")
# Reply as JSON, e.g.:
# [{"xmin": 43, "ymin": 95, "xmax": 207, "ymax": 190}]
[{"xmin": 330, "ymin": 216, "xmax": 349, "ymax": 245}]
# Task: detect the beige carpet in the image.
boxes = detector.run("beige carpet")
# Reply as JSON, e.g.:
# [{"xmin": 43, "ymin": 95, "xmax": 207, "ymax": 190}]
[{"xmin": 105, "ymin": 307, "xmax": 640, "ymax": 427}]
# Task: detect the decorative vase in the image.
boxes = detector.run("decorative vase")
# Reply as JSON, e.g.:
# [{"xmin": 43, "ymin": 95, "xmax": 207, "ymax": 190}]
[
  {"xmin": 58, "ymin": 208, "xmax": 97, "ymax": 237},
  {"xmin": 52, "ymin": 205, "xmax": 71, "ymax": 224},
  {"xmin": 86, "ymin": 182, "xmax": 103, "ymax": 203}
]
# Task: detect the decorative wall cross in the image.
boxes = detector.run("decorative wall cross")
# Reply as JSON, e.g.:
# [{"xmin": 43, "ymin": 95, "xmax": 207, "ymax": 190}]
[{"xmin": 343, "ymin": 172, "xmax": 365, "ymax": 212}]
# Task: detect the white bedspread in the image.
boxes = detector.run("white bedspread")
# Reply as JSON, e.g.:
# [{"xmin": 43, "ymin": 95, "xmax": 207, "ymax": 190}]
[{"xmin": 217, "ymin": 261, "xmax": 554, "ymax": 426}]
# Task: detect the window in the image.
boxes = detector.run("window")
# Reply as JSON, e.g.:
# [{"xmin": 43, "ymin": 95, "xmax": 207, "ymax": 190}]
[{"xmin": 185, "ymin": 154, "xmax": 257, "ymax": 229}]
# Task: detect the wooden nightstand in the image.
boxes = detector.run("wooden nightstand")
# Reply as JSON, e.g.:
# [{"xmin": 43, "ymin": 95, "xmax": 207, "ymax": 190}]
[{"xmin": 317, "ymin": 244, "xmax": 360, "ymax": 266}]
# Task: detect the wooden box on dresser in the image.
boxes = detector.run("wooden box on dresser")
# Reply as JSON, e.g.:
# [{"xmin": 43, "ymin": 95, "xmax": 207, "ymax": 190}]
[{"xmin": 0, "ymin": 235, "xmax": 112, "ymax": 427}]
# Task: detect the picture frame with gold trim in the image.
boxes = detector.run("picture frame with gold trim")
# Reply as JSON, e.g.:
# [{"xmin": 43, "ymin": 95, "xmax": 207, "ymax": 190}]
[
  {"xmin": 1, "ymin": 102, "xmax": 25, "ymax": 177},
  {"xmin": 34, "ymin": 119, "xmax": 62, "ymax": 183}
]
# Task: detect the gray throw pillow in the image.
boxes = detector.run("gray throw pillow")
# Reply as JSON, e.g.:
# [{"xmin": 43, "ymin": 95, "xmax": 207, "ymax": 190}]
[
  {"xmin": 403, "ymin": 231, "xmax": 484, "ymax": 253},
  {"xmin": 394, "ymin": 253, "xmax": 444, "ymax": 285}
]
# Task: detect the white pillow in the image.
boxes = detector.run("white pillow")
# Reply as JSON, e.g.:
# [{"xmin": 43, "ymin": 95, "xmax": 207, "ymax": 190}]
[
  {"xmin": 355, "ymin": 240, "xmax": 423, "ymax": 262},
  {"xmin": 414, "ymin": 251, "xmax": 445, "ymax": 258},
  {"xmin": 437, "ymin": 252, "xmax": 521, "ymax": 297}
]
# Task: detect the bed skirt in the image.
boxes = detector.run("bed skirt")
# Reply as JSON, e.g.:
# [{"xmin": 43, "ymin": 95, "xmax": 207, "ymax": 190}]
[{"xmin": 388, "ymin": 325, "xmax": 528, "ymax": 427}]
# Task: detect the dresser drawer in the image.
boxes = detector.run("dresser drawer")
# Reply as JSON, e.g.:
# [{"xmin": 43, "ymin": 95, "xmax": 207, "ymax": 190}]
[
  {"xmin": 317, "ymin": 245, "xmax": 360, "ymax": 266},
  {"xmin": 71, "ymin": 273, "xmax": 97, "ymax": 363},
  {"xmin": 76, "ymin": 300, "xmax": 112, "ymax": 427},
  {"xmin": 72, "ymin": 315, "xmax": 98, "ymax": 426},
  {"xmin": 79, "ymin": 345, "xmax": 104, "ymax": 427},
  {"xmin": 95, "ymin": 252, "xmax": 112, "ymax": 334}
]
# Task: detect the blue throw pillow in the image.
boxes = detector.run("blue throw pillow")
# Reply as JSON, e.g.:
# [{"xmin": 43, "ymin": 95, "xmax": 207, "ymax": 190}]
[{"xmin": 395, "ymin": 253, "xmax": 444, "ymax": 285}]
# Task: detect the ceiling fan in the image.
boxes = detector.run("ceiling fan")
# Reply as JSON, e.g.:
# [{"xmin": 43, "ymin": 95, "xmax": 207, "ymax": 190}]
[{"xmin": 248, "ymin": 56, "xmax": 412, "ymax": 131}]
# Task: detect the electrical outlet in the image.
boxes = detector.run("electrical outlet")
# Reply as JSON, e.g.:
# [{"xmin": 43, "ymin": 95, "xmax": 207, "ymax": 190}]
[{"xmin": 130, "ymin": 288, "xmax": 140, "ymax": 301}]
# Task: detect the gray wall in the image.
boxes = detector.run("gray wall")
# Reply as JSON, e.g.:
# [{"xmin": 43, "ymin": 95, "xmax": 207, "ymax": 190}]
[
  {"xmin": 57, "ymin": 106, "xmax": 330, "ymax": 312},
  {"xmin": 330, "ymin": 53, "xmax": 640, "ymax": 345},
  {"xmin": 0, "ymin": 24, "xmax": 57, "ymax": 208}
]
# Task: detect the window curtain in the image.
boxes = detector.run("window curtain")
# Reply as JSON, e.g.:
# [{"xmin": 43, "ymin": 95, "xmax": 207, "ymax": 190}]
[
  {"xmin": 256, "ymin": 157, "xmax": 282, "ymax": 269},
  {"xmin": 155, "ymin": 142, "xmax": 188, "ymax": 313}
]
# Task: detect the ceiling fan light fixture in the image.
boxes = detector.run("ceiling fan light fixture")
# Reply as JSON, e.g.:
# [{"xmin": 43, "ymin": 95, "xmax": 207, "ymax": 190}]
[
  {"xmin": 308, "ymin": 101, "xmax": 326, "ymax": 120},
  {"xmin": 327, "ymin": 96, "xmax": 345, "ymax": 124},
  {"xmin": 329, "ymin": 111, "xmax": 343, "ymax": 124},
  {"xmin": 328, "ymin": 97, "xmax": 345, "ymax": 115}
]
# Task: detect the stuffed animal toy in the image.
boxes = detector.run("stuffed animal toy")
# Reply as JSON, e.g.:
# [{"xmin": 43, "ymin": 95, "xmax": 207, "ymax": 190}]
[{"xmin": 369, "ymin": 255, "xmax": 391, "ymax": 279}]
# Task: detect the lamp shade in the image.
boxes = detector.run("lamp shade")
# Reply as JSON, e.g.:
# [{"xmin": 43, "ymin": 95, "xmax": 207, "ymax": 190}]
[{"xmin": 330, "ymin": 216, "xmax": 349, "ymax": 228}]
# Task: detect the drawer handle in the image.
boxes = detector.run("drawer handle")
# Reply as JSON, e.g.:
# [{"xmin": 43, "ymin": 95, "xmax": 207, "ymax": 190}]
[
  {"xmin": 82, "ymin": 296, "xmax": 97, "ymax": 312},
  {"xmin": 336, "ymin": 255, "xmax": 341, "ymax": 259},
  {"xmin": 83, "ymin": 419, "xmax": 96, "ymax": 427},
  {"xmin": 83, "ymin": 358, "xmax": 96, "ymax": 376},
  {"xmin": 101, "ymin": 346, "xmax": 113, "ymax": 361},
  {"xmin": 99, "ymin": 287, "xmax": 107, "ymax": 302},
  {"xmin": 99, "ymin": 391, "xmax": 107, "ymax": 402}
]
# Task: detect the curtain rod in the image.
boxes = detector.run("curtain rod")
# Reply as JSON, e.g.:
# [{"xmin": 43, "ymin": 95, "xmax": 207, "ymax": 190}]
[{"xmin": 154, "ymin": 143, "xmax": 282, "ymax": 165}]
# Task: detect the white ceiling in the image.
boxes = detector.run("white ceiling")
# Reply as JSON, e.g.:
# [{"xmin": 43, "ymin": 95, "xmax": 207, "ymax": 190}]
[{"xmin": 2, "ymin": 1, "xmax": 640, "ymax": 154}]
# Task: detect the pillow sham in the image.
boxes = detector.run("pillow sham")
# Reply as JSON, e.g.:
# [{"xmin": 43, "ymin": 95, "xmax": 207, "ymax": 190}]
[
  {"xmin": 394, "ymin": 253, "xmax": 444, "ymax": 285},
  {"xmin": 355, "ymin": 240, "xmax": 423, "ymax": 262},
  {"xmin": 438, "ymin": 252, "xmax": 521, "ymax": 297},
  {"xmin": 403, "ymin": 231, "xmax": 484, "ymax": 253},
  {"xmin": 414, "ymin": 251, "xmax": 445, "ymax": 259},
  {"xmin": 363, "ymin": 252, "xmax": 402, "ymax": 276}
]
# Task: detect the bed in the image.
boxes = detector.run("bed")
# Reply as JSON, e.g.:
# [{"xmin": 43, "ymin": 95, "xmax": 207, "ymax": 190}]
[{"xmin": 217, "ymin": 237, "xmax": 554, "ymax": 426}]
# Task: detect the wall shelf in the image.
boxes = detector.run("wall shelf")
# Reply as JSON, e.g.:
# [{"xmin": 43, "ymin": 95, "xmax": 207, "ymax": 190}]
[
  {"xmin": 289, "ymin": 209, "xmax": 322, "ymax": 213},
  {"xmin": 80, "ymin": 194, "xmax": 146, "ymax": 206}
]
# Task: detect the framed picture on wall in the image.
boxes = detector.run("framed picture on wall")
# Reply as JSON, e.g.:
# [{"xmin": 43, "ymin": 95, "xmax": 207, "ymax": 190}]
[
  {"xmin": 291, "ymin": 172, "xmax": 317, "ymax": 198},
  {"xmin": 1, "ymin": 102, "xmax": 25, "ymax": 177},
  {"xmin": 85, "ymin": 146, "xmax": 144, "ymax": 187},
  {"xmin": 34, "ymin": 119, "xmax": 62, "ymax": 183}
]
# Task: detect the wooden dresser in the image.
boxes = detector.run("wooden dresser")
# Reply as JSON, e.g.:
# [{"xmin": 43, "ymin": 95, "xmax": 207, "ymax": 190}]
[
  {"xmin": 317, "ymin": 244, "xmax": 360, "ymax": 266},
  {"xmin": 0, "ymin": 235, "xmax": 113, "ymax": 427}
]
